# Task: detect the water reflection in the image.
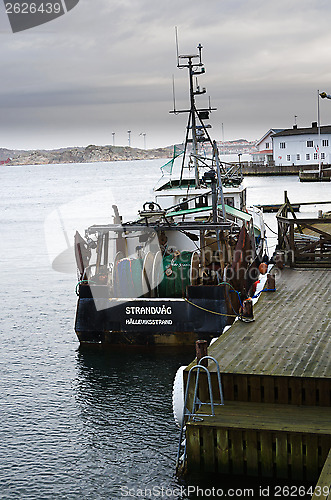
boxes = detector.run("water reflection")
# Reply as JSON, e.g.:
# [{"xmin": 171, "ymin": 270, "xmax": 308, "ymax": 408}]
[
  {"xmin": 74, "ymin": 348, "xmax": 315, "ymax": 500},
  {"xmin": 74, "ymin": 347, "xmax": 194, "ymax": 496}
]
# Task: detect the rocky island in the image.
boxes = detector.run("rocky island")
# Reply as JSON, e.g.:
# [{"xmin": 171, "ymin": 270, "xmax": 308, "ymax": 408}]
[{"xmin": 0, "ymin": 144, "xmax": 174, "ymax": 166}]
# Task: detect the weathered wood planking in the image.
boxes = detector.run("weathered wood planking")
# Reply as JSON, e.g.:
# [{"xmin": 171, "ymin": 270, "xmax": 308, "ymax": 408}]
[
  {"xmin": 186, "ymin": 402, "xmax": 331, "ymax": 479},
  {"xmin": 312, "ymin": 449, "xmax": 331, "ymax": 500},
  {"xmin": 205, "ymin": 373, "xmax": 330, "ymax": 406},
  {"xmin": 186, "ymin": 402, "xmax": 331, "ymax": 434},
  {"xmin": 197, "ymin": 268, "xmax": 330, "ymax": 381},
  {"xmin": 183, "ymin": 266, "xmax": 331, "ymax": 480}
]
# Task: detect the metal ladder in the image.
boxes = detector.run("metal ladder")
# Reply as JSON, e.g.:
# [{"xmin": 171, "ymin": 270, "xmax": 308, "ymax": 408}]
[{"xmin": 176, "ymin": 356, "xmax": 224, "ymax": 473}]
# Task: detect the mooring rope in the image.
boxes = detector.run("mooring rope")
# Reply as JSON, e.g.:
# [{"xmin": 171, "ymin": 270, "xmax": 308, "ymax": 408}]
[{"xmin": 184, "ymin": 298, "xmax": 238, "ymax": 318}]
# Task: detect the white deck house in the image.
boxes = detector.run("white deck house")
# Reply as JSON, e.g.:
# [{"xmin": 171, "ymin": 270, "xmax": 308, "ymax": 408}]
[
  {"xmin": 272, "ymin": 123, "xmax": 331, "ymax": 166},
  {"xmin": 251, "ymin": 128, "xmax": 284, "ymax": 165}
]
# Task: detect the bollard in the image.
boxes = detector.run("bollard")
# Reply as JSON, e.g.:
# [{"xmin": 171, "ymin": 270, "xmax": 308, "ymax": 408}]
[
  {"xmin": 275, "ymin": 251, "xmax": 284, "ymax": 270},
  {"xmin": 241, "ymin": 298, "xmax": 254, "ymax": 322},
  {"xmin": 267, "ymin": 273, "xmax": 276, "ymax": 290},
  {"xmin": 196, "ymin": 340, "xmax": 208, "ymax": 367}
]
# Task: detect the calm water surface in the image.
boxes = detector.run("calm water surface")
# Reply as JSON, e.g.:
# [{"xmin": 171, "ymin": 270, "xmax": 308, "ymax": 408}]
[{"xmin": 1, "ymin": 161, "xmax": 329, "ymax": 499}]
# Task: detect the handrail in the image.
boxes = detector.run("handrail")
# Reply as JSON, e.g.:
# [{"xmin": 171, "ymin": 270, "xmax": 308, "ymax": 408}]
[{"xmin": 176, "ymin": 356, "xmax": 224, "ymax": 472}]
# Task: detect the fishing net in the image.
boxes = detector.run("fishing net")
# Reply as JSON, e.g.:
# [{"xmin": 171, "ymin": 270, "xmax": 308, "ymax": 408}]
[{"xmin": 160, "ymin": 145, "xmax": 184, "ymax": 175}]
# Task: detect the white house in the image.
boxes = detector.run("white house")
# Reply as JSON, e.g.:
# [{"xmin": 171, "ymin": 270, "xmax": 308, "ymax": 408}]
[
  {"xmin": 251, "ymin": 128, "xmax": 284, "ymax": 165},
  {"xmin": 272, "ymin": 123, "xmax": 331, "ymax": 166}
]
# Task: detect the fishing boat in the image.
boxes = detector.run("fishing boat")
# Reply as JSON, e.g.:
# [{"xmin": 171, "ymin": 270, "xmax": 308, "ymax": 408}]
[{"xmin": 74, "ymin": 43, "xmax": 266, "ymax": 346}]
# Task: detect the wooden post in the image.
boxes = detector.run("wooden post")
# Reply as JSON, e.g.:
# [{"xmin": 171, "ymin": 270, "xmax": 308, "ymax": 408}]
[
  {"xmin": 267, "ymin": 273, "xmax": 276, "ymax": 290},
  {"xmin": 241, "ymin": 298, "xmax": 254, "ymax": 320},
  {"xmin": 196, "ymin": 340, "xmax": 208, "ymax": 367},
  {"xmin": 275, "ymin": 251, "xmax": 284, "ymax": 269},
  {"xmin": 289, "ymin": 224, "xmax": 295, "ymax": 266}
]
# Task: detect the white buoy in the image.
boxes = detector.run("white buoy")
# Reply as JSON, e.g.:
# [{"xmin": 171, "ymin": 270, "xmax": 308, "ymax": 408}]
[{"xmin": 172, "ymin": 366, "xmax": 186, "ymax": 428}]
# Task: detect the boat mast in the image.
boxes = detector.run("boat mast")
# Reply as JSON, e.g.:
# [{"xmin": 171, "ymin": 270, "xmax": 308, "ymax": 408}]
[
  {"xmin": 188, "ymin": 56, "xmax": 199, "ymax": 187},
  {"xmin": 171, "ymin": 41, "xmax": 216, "ymax": 188}
]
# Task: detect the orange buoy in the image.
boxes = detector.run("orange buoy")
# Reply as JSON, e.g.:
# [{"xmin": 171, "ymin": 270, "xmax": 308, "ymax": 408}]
[{"xmin": 259, "ymin": 262, "xmax": 268, "ymax": 274}]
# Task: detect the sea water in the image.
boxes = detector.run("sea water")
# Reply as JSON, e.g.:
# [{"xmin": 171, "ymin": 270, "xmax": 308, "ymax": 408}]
[{"xmin": 1, "ymin": 160, "xmax": 330, "ymax": 499}]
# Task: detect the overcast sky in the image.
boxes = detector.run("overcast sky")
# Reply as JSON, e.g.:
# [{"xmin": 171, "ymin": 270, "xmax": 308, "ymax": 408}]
[{"xmin": 1, "ymin": 0, "xmax": 331, "ymax": 150}]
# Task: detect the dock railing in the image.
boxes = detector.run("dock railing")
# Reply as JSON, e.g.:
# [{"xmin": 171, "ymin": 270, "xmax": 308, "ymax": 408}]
[{"xmin": 276, "ymin": 192, "xmax": 331, "ymax": 267}]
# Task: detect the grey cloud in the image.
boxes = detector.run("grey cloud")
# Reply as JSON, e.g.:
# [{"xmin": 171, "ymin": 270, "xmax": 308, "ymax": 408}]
[{"xmin": 1, "ymin": 0, "xmax": 331, "ymax": 149}]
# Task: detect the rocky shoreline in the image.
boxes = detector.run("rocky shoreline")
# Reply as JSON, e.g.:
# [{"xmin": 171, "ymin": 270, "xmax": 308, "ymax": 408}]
[{"xmin": 0, "ymin": 144, "xmax": 174, "ymax": 166}]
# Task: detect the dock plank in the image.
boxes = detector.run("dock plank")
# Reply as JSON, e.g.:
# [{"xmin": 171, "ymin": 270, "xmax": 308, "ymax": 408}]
[
  {"xmin": 216, "ymin": 428, "xmax": 230, "ymax": 474},
  {"xmin": 305, "ymin": 435, "xmax": 319, "ymax": 482},
  {"xmin": 187, "ymin": 401, "xmax": 331, "ymax": 434},
  {"xmin": 260, "ymin": 432, "xmax": 273, "ymax": 477},
  {"xmin": 245, "ymin": 430, "xmax": 259, "ymax": 475},
  {"xmin": 312, "ymin": 449, "xmax": 331, "ymax": 500}
]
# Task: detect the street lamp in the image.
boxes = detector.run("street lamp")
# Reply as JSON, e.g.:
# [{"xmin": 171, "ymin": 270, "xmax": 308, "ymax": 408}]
[
  {"xmin": 238, "ymin": 153, "xmax": 242, "ymax": 177},
  {"xmin": 140, "ymin": 132, "xmax": 146, "ymax": 149},
  {"xmin": 128, "ymin": 130, "xmax": 131, "ymax": 147},
  {"xmin": 112, "ymin": 132, "xmax": 115, "ymax": 146}
]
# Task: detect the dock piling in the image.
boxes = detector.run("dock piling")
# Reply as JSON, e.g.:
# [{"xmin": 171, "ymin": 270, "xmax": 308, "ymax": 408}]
[{"xmin": 196, "ymin": 340, "xmax": 208, "ymax": 367}]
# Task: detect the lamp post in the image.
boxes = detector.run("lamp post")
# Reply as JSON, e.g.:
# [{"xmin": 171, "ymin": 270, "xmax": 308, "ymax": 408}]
[
  {"xmin": 128, "ymin": 130, "xmax": 131, "ymax": 147},
  {"xmin": 112, "ymin": 132, "xmax": 115, "ymax": 146},
  {"xmin": 238, "ymin": 153, "xmax": 242, "ymax": 177},
  {"xmin": 317, "ymin": 90, "xmax": 321, "ymax": 179},
  {"xmin": 140, "ymin": 132, "xmax": 146, "ymax": 149}
]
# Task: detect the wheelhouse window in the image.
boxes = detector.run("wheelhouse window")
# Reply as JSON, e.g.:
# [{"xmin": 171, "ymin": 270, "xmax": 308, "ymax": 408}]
[
  {"xmin": 279, "ymin": 142, "xmax": 286, "ymax": 149},
  {"xmin": 224, "ymin": 197, "xmax": 234, "ymax": 208},
  {"xmin": 307, "ymin": 140, "xmax": 314, "ymax": 147},
  {"xmin": 195, "ymin": 195, "xmax": 208, "ymax": 208}
]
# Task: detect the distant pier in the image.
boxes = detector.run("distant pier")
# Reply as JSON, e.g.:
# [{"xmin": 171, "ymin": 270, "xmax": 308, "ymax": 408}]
[{"xmin": 238, "ymin": 163, "xmax": 331, "ymax": 178}]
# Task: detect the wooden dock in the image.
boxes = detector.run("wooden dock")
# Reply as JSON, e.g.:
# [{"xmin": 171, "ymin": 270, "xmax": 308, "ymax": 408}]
[
  {"xmin": 256, "ymin": 200, "xmax": 331, "ymax": 213},
  {"xmin": 182, "ymin": 266, "xmax": 331, "ymax": 488},
  {"xmin": 276, "ymin": 195, "xmax": 331, "ymax": 268},
  {"xmin": 300, "ymin": 170, "xmax": 331, "ymax": 182}
]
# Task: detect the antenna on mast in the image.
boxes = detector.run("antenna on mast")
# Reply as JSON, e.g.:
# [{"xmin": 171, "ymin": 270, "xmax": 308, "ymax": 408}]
[
  {"xmin": 175, "ymin": 26, "xmax": 180, "ymax": 67},
  {"xmin": 172, "ymin": 74, "xmax": 177, "ymax": 114},
  {"xmin": 197, "ymin": 43, "xmax": 203, "ymax": 64}
]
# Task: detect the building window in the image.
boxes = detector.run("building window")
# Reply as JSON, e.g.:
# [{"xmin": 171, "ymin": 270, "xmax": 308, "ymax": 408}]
[
  {"xmin": 307, "ymin": 140, "xmax": 314, "ymax": 147},
  {"xmin": 322, "ymin": 139, "xmax": 329, "ymax": 147},
  {"xmin": 313, "ymin": 153, "xmax": 318, "ymax": 160},
  {"xmin": 280, "ymin": 142, "xmax": 286, "ymax": 149},
  {"xmin": 306, "ymin": 154, "xmax": 310, "ymax": 160},
  {"xmin": 321, "ymin": 152, "xmax": 325, "ymax": 160},
  {"xmin": 265, "ymin": 142, "xmax": 270, "ymax": 149},
  {"xmin": 296, "ymin": 154, "xmax": 300, "ymax": 161},
  {"xmin": 287, "ymin": 155, "xmax": 291, "ymax": 161}
]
